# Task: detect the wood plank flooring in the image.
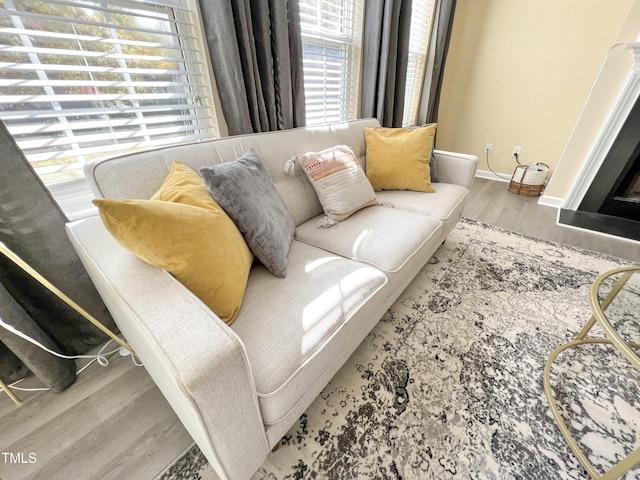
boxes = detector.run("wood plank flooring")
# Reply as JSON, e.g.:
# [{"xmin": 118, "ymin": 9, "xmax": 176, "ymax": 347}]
[
  {"xmin": 465, "ymin": 178, "xmax": 640, "ymax": 261},
  {"xmin": 0, "ymin": 349, "xmax": 193, "ymax": 480},
  {"xmin": 1, "ymin": 178, "xmax": 638, "ymax": 480}
]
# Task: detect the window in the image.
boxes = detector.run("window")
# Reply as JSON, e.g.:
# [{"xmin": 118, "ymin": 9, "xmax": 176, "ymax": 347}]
[
  {"xmin": 403, "ymin": 0, "xmax": 436, "ymax": 126},
  {"xmin": 299, "ymin": 0, "xmax": 363, "ymax": 125},
  {"xmin": 0, "ymin": 0, "xmax": 218, "ymax": 198}
]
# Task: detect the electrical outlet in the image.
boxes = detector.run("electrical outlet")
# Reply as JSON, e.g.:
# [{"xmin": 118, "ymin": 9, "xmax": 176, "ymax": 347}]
[
  {"xmin": 484, "ymin": 143, "xmax": 493, "ymax": 154},
  {"xmin": 512, "ymin": 146, "xmax": 522, "ymax": 158}
]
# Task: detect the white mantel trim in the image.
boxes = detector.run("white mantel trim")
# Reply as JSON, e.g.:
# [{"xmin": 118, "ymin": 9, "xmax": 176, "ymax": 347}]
[{"xmin": 563, "ymin": 42, "xmax": 640, "ymax": 211}]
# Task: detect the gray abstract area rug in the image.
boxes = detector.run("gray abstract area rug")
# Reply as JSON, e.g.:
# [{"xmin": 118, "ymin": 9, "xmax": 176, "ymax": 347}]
[{"xmin": 158, "ymin": 219, "xmax": 640, "ymax": 480}]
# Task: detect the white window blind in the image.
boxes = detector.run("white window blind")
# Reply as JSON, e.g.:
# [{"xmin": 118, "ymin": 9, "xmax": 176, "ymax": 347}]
[
  {"xmin": 299, "ymin": 0, "xmax": 363, "ymax": 125},
  {"xmin": 0, "ymin": 0, "xmax": 218, "ymax": 186},
  {"xmin": 403, "ymin": 0, "xmax": 436, "ymax": 126}
]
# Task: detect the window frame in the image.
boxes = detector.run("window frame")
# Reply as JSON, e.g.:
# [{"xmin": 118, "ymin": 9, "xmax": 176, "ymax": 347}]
[
  {"xmin": 403, "ymin": 0, "xmax": 437, "ymax": 127},
  {"xmin": 299, "ymin": 0, "xmax": 364, "ymax": 126},
  {"xmin": 0, "ymin": 0, "xmax": 219, "ymax": 218}
]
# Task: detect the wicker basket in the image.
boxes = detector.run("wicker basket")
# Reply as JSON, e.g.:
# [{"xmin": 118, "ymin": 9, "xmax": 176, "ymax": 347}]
[{"xmin": 508, "ymin": 163, "xmax": 549, "ymax": 196}]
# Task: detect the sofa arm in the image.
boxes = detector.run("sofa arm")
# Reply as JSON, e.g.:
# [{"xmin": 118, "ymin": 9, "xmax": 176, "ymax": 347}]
[
  {"xmin": 66, "ymin": 217, "xmax": 269, "ymax": 480},
  {"xmin": 433, "ymin": 149, "xmax": 479, "ymax": 190}
]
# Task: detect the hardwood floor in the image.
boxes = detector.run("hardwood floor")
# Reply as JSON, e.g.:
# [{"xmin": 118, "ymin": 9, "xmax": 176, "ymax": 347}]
[
  {"xmin": 1, "ymin": 178, "xmax": 637, "ymax": 480},
  {"xmin": 464, "ymin": 178, "xmax": 640, "ymax": 261},
  {"xmin": 0, "ymin": 349, "xmax": 193, "ymax": 480}
]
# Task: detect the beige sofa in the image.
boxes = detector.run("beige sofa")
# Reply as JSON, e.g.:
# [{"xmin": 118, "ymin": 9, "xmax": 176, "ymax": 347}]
[{"xmin": 65, "ymin": 118, "xmax": 477, "ymax": 480}]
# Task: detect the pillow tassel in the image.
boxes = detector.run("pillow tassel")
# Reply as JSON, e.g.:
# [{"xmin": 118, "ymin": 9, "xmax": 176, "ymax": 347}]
[
  {"xmin": 283, "ymin": 157, "xmax": 297, "ymax": 176},
  {"xmin": 316, "ymin": 216, "xmax": 338, "ymax": 228}
]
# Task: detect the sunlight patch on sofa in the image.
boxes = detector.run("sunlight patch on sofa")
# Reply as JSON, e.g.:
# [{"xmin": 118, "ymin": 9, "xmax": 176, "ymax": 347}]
[
  {"xmin": 301, "ymin": 268, "xmax": 380, "ymax": 355},
  {"xmin": 304, "ymin": 256, "xmax": 342, "ymax": 273},
  {"xmin": 352, "ymin": 228, "xmax": 370, "ymax": 257}
]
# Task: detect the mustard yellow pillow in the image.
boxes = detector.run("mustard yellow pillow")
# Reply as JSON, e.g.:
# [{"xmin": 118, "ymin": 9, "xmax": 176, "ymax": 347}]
[
  {"xmin": 365, "ymin": 124, "xmax": 437, "ymax": 192},
  {"xmin": 93, "ymin": 161, "xmax": 253, "ymax": 324},
  {"xmin": 150, "ymin": 160, "xmax": 221, "ymax": 207}
]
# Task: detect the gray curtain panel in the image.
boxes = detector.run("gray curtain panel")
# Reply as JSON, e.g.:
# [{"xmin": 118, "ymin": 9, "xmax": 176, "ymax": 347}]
[
  {"xmin": 199, "ymin": 0, "xmax": 306, "ymax": 135},
  {"xmin": 360, "ymin": 0, "xmax": 413, "ymax": 127},
  {"xmin": 0, "ymin": 120, "xmax": 116, "ymax": 390},
  {"xmin": 417, "ymin": 0, "xmax": 457, "ymax": 124},
  {"xmin": 0, "ymin": 282, "xmax": 75, "ymax": 392}
]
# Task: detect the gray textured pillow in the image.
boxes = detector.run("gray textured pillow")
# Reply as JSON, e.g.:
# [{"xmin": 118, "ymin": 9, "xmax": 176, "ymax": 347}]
[
  {"xmin": 430, "ymin": 151, "xmax": 440, "ymax": 183},
  {"xmin": 409, "ymin": 123, "xmax": 439, "ymax": 183},
  {"xmin": 200, "ymin": 149, "xmax": 295, "ymax": 278}
]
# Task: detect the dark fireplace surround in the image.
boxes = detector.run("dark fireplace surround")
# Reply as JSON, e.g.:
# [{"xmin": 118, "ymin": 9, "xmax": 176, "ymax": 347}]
[
  {"xmin": 560, "ymin": 94, "xmax": 640, "ymax": 241},
  {"xmin": 560, "ymin": 43, "xmax": 640, "ymax": 242}
]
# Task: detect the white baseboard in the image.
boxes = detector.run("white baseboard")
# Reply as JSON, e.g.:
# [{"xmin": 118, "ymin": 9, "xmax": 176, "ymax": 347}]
[
  {"xmin": 537, "ymin": 195, "xmax": 564, "ymax": 208},
  {"xmin": 475, "ymin": 171, "xmax": 566, "ymax": 209},
  {"xmin": 475, "ymin": 169, "xmax": 511, "ymax": 183}
]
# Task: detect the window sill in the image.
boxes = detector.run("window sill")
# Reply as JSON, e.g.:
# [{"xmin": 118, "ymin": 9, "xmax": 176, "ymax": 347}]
[{"xmin": 47, "ymin": 179, "xmax": 98, "ymax": 221}]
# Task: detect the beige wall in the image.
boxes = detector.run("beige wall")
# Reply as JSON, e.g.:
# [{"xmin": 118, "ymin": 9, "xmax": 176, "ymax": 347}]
[
  {"xmin": 544, "ymin": 1, "xmax": 640, "ymax": 199},
  {"xmin": 436, "ymin": 0, "xmax": 636, "ymax": 199}
]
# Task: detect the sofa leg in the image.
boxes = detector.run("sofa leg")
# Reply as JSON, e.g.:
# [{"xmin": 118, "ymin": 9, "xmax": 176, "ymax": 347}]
[{"xmin": 271, "ymin": 442, "xmax": 281, "ymax": 453}]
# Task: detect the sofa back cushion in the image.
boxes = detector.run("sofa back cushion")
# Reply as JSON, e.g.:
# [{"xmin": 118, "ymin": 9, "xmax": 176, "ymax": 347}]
[{"xmin": 85, "ymin": 118, "xmax": 381, "ymax": 227}]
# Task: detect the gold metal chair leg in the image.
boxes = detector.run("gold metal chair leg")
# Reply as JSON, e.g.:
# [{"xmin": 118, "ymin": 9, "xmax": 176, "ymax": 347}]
[
  {"xmin": 575, "ymin": 272, "xmax": 632, "ymax": 342},
  {"xmin": 544, "ymin": 339, "xmax": 601, "ymax": 479},
  {"xmin": 601, "ymin": 445, "xmax": 640, "ymax": 480},
  {"xmin": 545, "ymin": 337, "xmax": 640, "ymax": 479},
  {"xmin": 0, "ymin": 241, "xmax": 137, "ymax": 358},
  {"xmin": 0, "ymin": 376, "xmax": 21, "ymax": 405}
]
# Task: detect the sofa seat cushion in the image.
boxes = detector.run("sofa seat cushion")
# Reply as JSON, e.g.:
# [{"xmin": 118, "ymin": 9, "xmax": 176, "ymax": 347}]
[
  {"xmin": 230, "ymin": 240, "xmax": 387, "ymax": 425},
  {"xmin": 294, "ymin": 206, "xmax": 442, "ymax": 273},
  {"xmin": 375, "ymin": 183, "xmax": 469, "ymax": 237}
]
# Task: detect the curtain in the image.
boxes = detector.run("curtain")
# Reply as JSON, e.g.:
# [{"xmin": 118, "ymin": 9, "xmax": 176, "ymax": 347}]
[
  {"xmin": 360, "ymin": 0, "xmax": 413, "ymax": 127},
  {"xmin": 417, "ymin": 0, "xmax": 457, "ymax": 124},
  {"xmin": 0, "ymin": 120, "xmax": 116, "ymax": 391},
  {"xmin": 198, "ymin": 0, "xmax": 306, "ymax": 135}
]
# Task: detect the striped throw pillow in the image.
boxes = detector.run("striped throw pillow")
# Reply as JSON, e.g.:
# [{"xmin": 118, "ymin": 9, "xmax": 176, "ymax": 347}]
[{"xmin": 291, "ymin": 145, "xmax": 378, "ymax": 226}]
